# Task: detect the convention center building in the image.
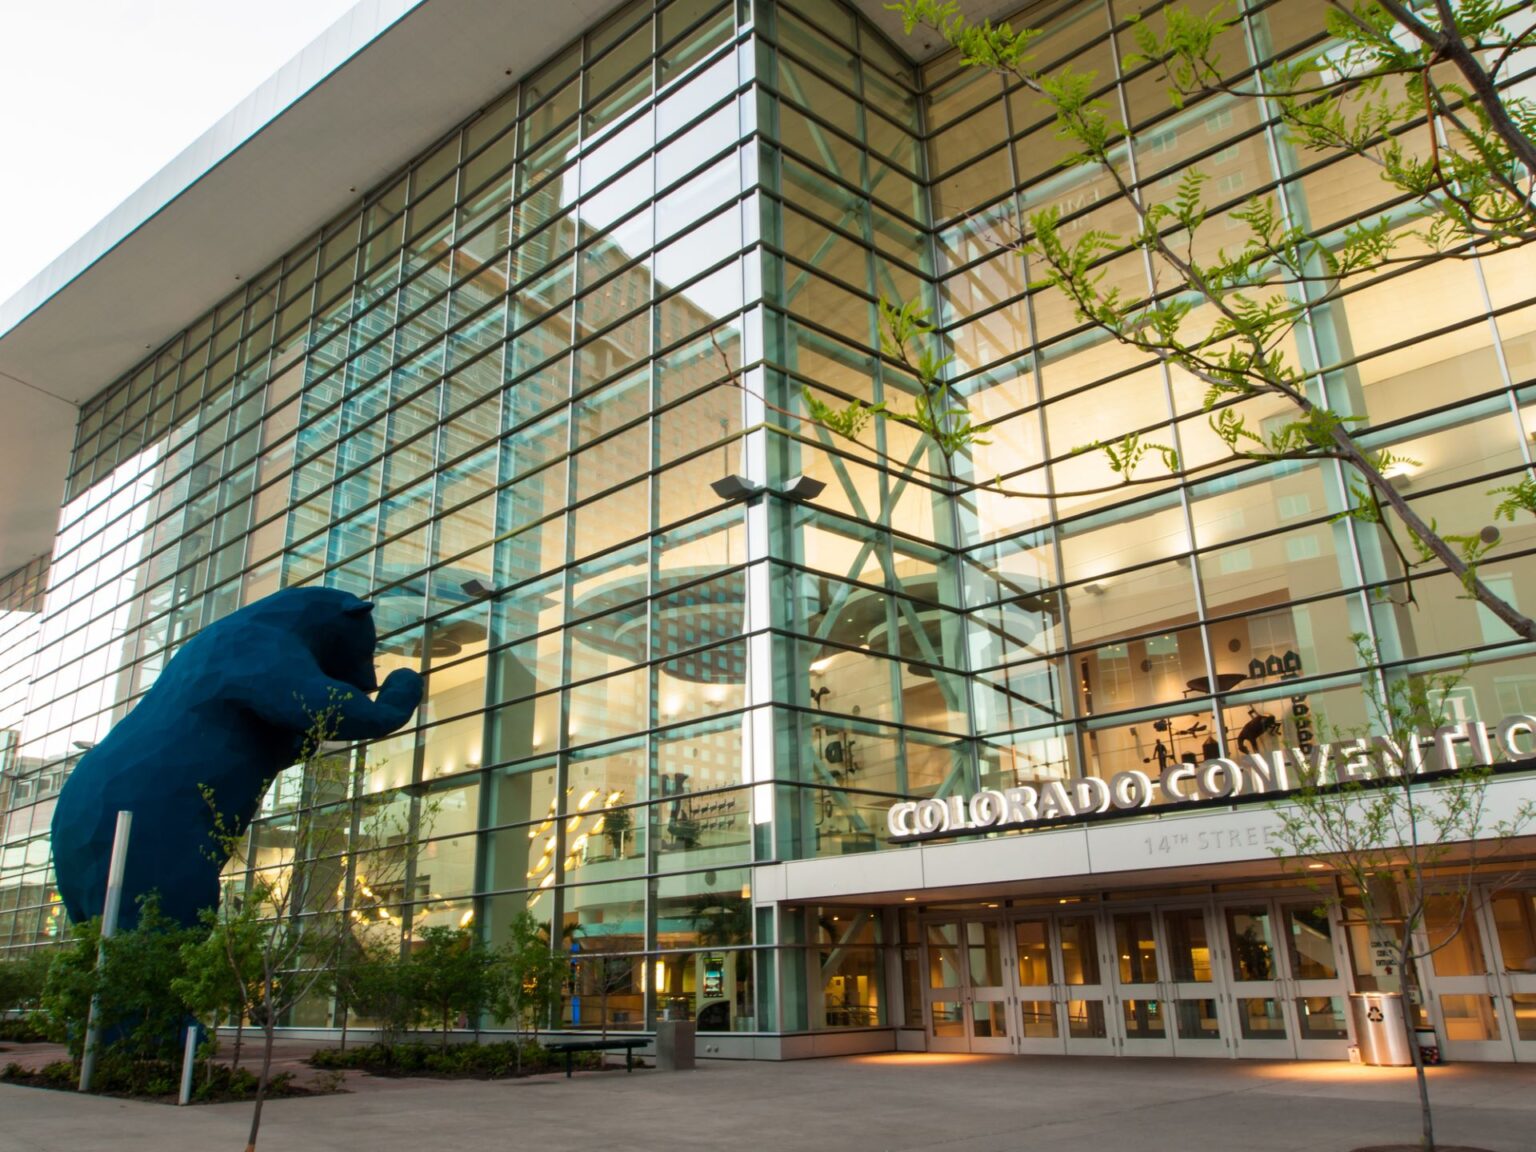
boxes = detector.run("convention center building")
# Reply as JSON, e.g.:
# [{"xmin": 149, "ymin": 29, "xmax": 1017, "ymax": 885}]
[{"xmin": 1, "ymin": 0, "xmax": 1534, "ymax": 1061}]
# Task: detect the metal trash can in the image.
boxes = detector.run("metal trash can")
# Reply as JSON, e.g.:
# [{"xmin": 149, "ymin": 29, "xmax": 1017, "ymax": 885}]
[
  {"xmin": 655, "ymin": 1020, "xmax": 696, "ymax": 1071},
  {"xmin": 1350, "ymin": 992, "xmax": 1412, "ymax": 1066}
]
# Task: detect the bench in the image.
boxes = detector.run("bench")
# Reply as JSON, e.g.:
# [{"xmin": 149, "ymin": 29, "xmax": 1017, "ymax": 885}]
[{"xmin": 543, "ymin": 1036, "xmax": 649, "ymax": 1079}]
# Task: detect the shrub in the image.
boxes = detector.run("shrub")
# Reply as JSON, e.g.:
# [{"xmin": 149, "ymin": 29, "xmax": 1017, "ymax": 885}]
[
  {"xmin": 39, "ymin": 895, "xmax": 196, "ymax": 1065},
  {"xmin": 0, "ymin": 1016, "xmax": 48, "ymax": 1043},
  {"xmin": 2, "ymin": 1057, "xmax": 299, "ymax": 1101},
  {"xmin": 0, "ymin": 950, "xmax": 54, "ymax": 1015},
  {"xmin": 306, "ymin": 1039, "xmax": 578, "ymax": 1079}
]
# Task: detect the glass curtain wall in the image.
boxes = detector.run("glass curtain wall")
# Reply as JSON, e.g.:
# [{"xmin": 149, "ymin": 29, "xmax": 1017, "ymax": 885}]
[
  {"xmin": 4, "ymin": 0, "xmax": 1535, "ymax": 1039},
  {"xmin": 0, "ymin": 555, "xmax": 54, "ymax": 950},
  {"xmin": 935, "ymin": 0, "xmax": 1536, "ymax": 800},
  {"xmin": 4, "ymin": 0, "xmax": 778, "ymax": 1032},
  {"xmin": 756, "ymin": 0, "xmax": 970, "ymax": 879}
]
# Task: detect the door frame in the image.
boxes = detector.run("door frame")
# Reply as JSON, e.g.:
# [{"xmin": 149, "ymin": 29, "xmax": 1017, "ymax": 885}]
[
  {"xmin": 1156, "ymin": 902, "xmax": 1229, "ymax": 1058},
  {"xmin": 917, "ymin": 888, "xmax": 1356, "ymax": 1060},
  {"xmin": 920, "ymin": 915, "xmax": 1012, "ymax": 1053},
  {"xmin": 1421, "ymin": 886, "xmax": 1522, "ymax": 1062},
  {"xmin": 1484, "ymin": 887, "xmax": 1536, "ymax": 1062}
]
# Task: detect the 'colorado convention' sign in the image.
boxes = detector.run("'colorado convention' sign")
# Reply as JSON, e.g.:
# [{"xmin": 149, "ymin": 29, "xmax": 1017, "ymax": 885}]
[{"xmin": 886, "ymin": 715, "xmax": 1536, "ymax": 842}]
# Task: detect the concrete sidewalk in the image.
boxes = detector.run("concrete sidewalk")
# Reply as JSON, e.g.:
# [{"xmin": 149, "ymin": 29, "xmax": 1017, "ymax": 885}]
[{"xmin": 3, "ymin": 1051, "xmax": 1534, "ymax": 1151}]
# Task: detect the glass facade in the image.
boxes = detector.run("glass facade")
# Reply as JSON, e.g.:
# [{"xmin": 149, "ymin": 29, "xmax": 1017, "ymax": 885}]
[{"xmin": 1, "ymin": 0, "xmax": 1534, "ymax": 1049}]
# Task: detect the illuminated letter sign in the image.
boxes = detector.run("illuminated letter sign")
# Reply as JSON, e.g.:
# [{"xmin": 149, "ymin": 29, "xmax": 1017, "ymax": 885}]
[{"xmin": 884, "ymin": 713, "xmax": 1536, "ymax": 842}]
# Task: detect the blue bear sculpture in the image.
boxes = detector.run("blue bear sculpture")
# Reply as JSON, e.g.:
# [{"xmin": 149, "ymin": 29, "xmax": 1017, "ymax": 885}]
[{"xmin": 50, "ymin": 586, "xmax": 424, "ymax": 930}]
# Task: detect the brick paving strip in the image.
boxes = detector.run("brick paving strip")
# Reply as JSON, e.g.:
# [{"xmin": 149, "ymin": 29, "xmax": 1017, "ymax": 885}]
[
  {"xmin": 2, "ymin": 1043, "xmax": 1534, "ymax": 1152},
  {"xmin": 0, "ymin": 1037, "xmax": 630, "ymax": 1096}
]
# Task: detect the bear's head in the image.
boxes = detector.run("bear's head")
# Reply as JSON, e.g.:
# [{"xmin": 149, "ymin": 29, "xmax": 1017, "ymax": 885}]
[
  {"xmin": 318, "ymin": 596, "xmax": 382, "ymax": 693},
  {"xmin": 248, "ymin": 586, "xmax": 383, "ymax": 693}
]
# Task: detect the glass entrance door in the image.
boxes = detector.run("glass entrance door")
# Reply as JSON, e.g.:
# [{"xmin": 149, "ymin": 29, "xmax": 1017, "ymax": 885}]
[
  {"xmin": 1110, "ymin": 910, "xmax": 1173, "ymax": 1055},
  {"xmin": 1488, "ymin": 889, "xmax": 1536, "ymax": 1061},
  {"xmin": 921, "ymin": 895, "xmax": 1352, "ymax": 1060},
  {"xmin": 1010, "ymin": 913, "xmax": 1113, "ymax": 1055},
  {"xmin": 1224, "ymin": 904, "xmax": 1291, "ymax": 1056},
  {"xmin": 1281, "ymin": 904, "xmax": 1351, "ymax": 1058},
  {"xmin": 923, "ymin": 919, "xmax": 1011, "ymax": 1054},
  {"xmin": 1057, "ymin": 913, "xmax": 1114, "ymax": 1055},
  {"xmin": 1223, "ymin": 901, "xmax": 1350, "ymax": 1058},
  {"xmin": 1424, "ymin": 894, "xmax": 1510, "ymax": 1061},
  {"xmin": 924, "ymin": 920, "xmax": 970, "ymax": 1053},
  {"xmin": 965, "ymin": 920, "xmax": 1012, "ymax": 1054},
  {"xmin": 1161, "ymin": 907, "xmax": 1225, "ymax": 1056},
  {"xmin": 1012, "ymin": 916, "xmax": 1063, "ymax": 1054}
]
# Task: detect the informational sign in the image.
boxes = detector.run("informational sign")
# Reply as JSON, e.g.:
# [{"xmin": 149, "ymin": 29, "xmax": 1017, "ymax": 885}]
[
  {"xmin": 1370, "ymin": 937, "xmax": 1398, "ymax": 977},
  {"xmin": 702, "ymin": 955, "xmax": 725, "ymax": 999}
]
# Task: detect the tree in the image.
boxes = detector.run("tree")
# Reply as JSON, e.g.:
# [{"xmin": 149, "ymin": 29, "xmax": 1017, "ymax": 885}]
[
  {"xmin": 174, "ymin": 901, "xmax": 264, "ymax": 1073},
  {"xmin": 347, "ymin": 938, "xmax": 417, "ymax": 1054},
  {"xmin": 488, "ymin": 911, "xmax": 566, "ymax": 1070},
  {"xmin": 329, "ymin": 931, "xmax": 373, "ymax": 1052},
  {"xmin": 814, "ymin": 0, "xmax": 1536, "ymax": 640},
  {"xmin": 407, "ymin": 925, "xmax": 489, "ymax": 1052},
  {"xmin": 202, "ymin": 701, "xmax": 424, "ymax": 1152},
  {"xmin": 0, "ymin": 949, "xmax": 53, "ymax": 1016},
  {"xmin": 38, "ymin": 919, "xmax": 100, "ymax": 1064},
  {"xmin": 1268, "ymin": 634, "xmax": 1532, "ymax": 1151},
  {"xmin": 38, "ymin": 895, "xmax": 195, "ymax": 1070},
  {"xmin": 571, "ymin": 934, "xmax": 636, "ymax": 1039}
]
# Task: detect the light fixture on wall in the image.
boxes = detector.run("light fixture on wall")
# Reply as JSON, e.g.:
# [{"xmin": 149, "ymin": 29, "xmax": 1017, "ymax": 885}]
[
  {"xmin": 780, "ymin": 475, "xmax": 826, "ymax": 502},
  {"xmin": 711, "ymin": 475, "xmax": 827, "ymax": 504},
  {"xmin": 710, "ymin": 475, "xmax": 765, "ymax": 502}
]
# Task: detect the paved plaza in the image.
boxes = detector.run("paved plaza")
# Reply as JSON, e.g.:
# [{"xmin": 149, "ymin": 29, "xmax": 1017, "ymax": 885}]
[{"xmin": 2, "ymin": 1048, "xmax": 1534, "ymax": 1151}]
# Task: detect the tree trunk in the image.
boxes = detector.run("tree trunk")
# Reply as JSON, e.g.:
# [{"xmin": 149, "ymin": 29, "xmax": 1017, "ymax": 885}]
[
  {"xmin": 339, "ymin": 999, "xmax": 349, "ymax": 1052},
  {"xmin": 205, "ymin": 1016, "xmax": 216, "ymax": 1090},
  {"xmin": 233, "ymin": 1017, "xmax": 245, "ymax": 1072},
  {"xmin": 441, "ymin": 1007, "xmax": 450, "ymax": 1052},
  {"xmin": 1402, "ymin": 953, "xmax": 1437, "ymax": 1152},
  {"xmin": 246, "ymin": 1018, "xmax": 275, "ymax": 1152}
]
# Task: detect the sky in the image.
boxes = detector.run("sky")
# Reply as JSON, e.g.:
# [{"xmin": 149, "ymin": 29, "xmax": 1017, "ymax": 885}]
[{"xmin": 0, "ymin": 0, "xmax": 365, "ymax": 306}]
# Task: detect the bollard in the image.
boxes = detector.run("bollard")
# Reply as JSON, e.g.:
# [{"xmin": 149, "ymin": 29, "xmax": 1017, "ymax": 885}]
[
  {"xmin": 79, "ymin": 810, "xmax": 133, "ymax": 1093},
  {"xmin": 655, "ymin": 1020, "xmax": 696, "ymax": 1071},
  {"xmin": 178, "ymin": 1024, "xmax": 199, "ymax": 1105}
]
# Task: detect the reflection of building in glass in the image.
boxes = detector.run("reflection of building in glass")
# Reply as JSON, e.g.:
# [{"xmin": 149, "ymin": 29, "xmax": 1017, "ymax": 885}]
[{"xmin": 0, "ymin": 0, "xmax": 1534, "ymax": 1062}]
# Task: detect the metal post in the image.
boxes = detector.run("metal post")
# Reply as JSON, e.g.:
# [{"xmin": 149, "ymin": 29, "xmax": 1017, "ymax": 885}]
[
  {"xmin": 79, "ymin": 809, "xmax": 132, "ymax": 1093},
  {"xmin": 178, "ymin": 1022, "xmax": 199, "ymax": 1105}
]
